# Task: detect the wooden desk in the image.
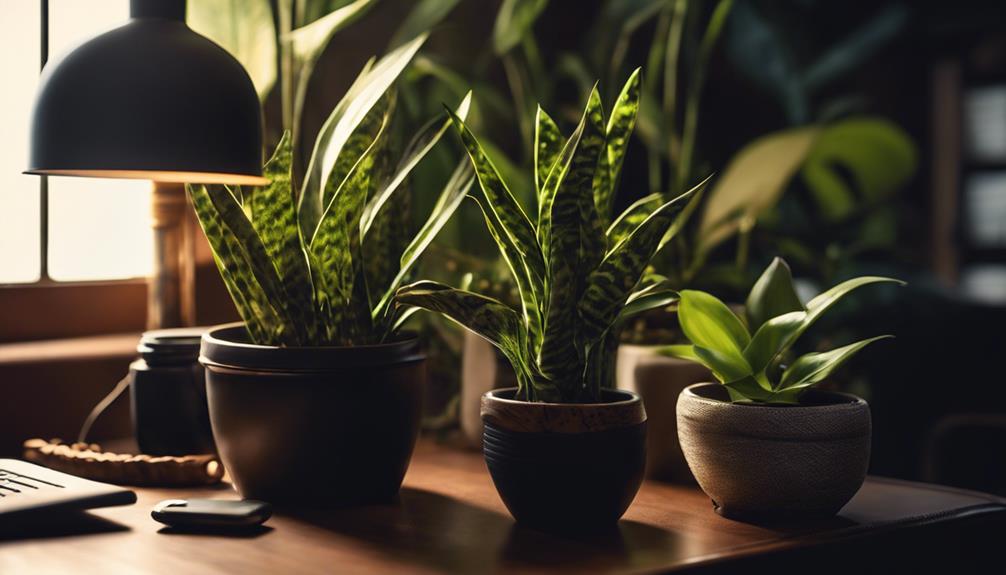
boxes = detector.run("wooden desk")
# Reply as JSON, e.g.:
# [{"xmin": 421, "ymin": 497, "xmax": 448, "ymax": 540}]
[{"xmin": 2, "ymin": 439, "xmax": 1004, "ymax": 574}]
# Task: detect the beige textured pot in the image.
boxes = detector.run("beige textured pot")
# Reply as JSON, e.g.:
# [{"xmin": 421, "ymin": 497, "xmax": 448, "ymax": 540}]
[
  {"xmin": 677, "ymin": 383, "xmax": 871, "ymax": 520},
  {"xmin": 616, "ymin": 344, "xmax": 711, "ymax": 483},
  {"xmin": 460, "ymin": 331, "xmax": 516, "ymax": 447}
]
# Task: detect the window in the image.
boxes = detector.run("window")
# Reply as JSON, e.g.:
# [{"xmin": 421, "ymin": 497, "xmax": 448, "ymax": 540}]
[{"xmin": 1, "ymin": 0, "xmax": 152, "ymax": 285}]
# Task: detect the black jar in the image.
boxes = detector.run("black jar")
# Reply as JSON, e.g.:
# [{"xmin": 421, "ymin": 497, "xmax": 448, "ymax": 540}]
[{"xmin": 130, "ymin": 328, "xmax": 216, "ymax": 455}]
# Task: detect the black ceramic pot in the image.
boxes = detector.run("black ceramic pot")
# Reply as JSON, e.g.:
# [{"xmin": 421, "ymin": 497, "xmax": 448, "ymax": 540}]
[
  {"xmin": 481, "ymin": 388, "xmax": 646, "ymax": 532},
  {"xmin": 200, "ymin": 324, "xmax": 425, "ymax": 507}
]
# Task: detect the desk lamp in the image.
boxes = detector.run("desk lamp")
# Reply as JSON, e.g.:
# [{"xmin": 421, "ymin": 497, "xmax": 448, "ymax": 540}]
[{"xmin": 26, "ymin": 0, "xmax": 266, "ymax": 328}]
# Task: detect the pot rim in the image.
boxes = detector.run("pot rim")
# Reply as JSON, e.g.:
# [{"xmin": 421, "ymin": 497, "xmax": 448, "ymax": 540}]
[
  {"xmin": 682, "ymin": 382, "xmax": 867, "ymax": 410},
  {"xmin": 484, "ymin": 387, "xmax": 642, "ymax": 408},
  {"xmin": 200, "ymin": 322, "xmax": 425, "ymax": 372}
]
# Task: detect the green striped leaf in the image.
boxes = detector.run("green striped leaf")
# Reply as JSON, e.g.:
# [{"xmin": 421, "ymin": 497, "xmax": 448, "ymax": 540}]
[
  {"xmin": 396, "ymin": 281, "xmax": 546, "ymax": 399},
  {"xmin": 189, "ymin": 184, "xmax": 298, "ymax": 345},
  {"xmin": 372, "ymin": 160, "xmax": 475, "ymax": 329},
  {"xmin": 249, "ymin": 132, "xmax": 317, "ymax": 341},
  {"xmin": 309, "ymin": 106, "xmax": 392, "ymax": 344},
  {"xmin": 534, "ymin": 106, "xmax": 563, "ymax": 200},
  {"xmin": 299, "ymin": 34, "xmax": 427, "ymax": 238},
  {"xmin": 448, "ymin": 109, "xmax": 546, "ymax": 301},
  {"xmin": 468, "ymin": 194, "xmax": 544, "ymax": 351},
  {"xmin": 616, "ymin": 284, "xmax": 679, "ymax": 324},
  {"xmin": 599, "ymin": 67, "xmax": 641, "ymax": 221},
  {"xmin": 578, "ymin": 185, "xmax": 699, "ymax": 345},
  {"xmin": 360, "ymin": 91, "xmax": 473, "ymax": 240},
  {"xmin": 606, "ymin": 192, "xmax": 662, "ymax": 245},
  {"xmin": 539, "ymin": 90, "xmax": 607, "ymax": 384}
]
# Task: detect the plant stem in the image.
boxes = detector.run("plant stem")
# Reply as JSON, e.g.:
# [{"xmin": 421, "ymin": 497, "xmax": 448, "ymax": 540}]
[
  {"xmin": 664, "ymin": 0, "xmax": 687, "ymax": 178},
  {"xmin": 278, "ymin": 0, "xmax": 295, "ymax": 132},
  {"xmin": 676, "ymin": 0, "xmax": 732, "ymax": 195}
]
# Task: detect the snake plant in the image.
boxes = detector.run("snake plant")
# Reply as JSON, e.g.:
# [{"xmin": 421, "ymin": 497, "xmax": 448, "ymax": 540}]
[
  {"xmin": 660, "ymin": 257, "xmax": 903, "ymax": 403},
  {"xmin": 188, "ymin": 35, "xmax": 475, "ymax": 347},
  {"xmin": 397, "ymin": 69, "xmax": 709, "ymax": 403}
]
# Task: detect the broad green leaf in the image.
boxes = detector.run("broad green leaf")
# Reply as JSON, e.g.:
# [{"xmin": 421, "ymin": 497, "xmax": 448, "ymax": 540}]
[
  {"xmin": 299, "ymin": 34, "xmax": 427, "ymax": 238},
  {"xmin": 448, "ymin": 110, "xmax": 546, "ymax": 295},
  {"xmin": 600, "ymin": 67, "xmax": 641, "ymax": 221},
  {"xmin": 493, "ymin": 0, "xmax": 549, "ymax": 55},
  {"xmin": 248, "ymin": 132, "xmax": 317, "ymax": 340},
  {"xmin": 387, "ymin": 0, "xmax": 463, "ymax": 49},
  {"xmin": 360, "ymin": 91, "xmax": 472, "ymax": 239},
  {"xmin": 698, "ymin": 127, "xmax": 819, "ymax": 253},
  {"xmin": 780, "ymin": 335, "xmax": 893, "ymax": 390},
  {"xmin": 657, "ymin": 344, "xmax": 699, "ymax": 363},
  {"xmin": 745, "ymin": 257, "xmax": 804, "ymax": 331},
  {"xmin": 372, "ymin": 160, "xmax": 475, "ymax": 327},
  {"xmin": 579, "ymin": 184, "xmax": 702, "ymax": 345},
  {"xmin": 694, "ymin": 345, "xmax": 752, "ymax": 383},
  {"xmin": 756, "ymin": 275, "xmax": 904, "ymax": 378},
  {"xmin": 534, "ymin": 106, "xmax": 563, "ymax": 199},
  {"xmin": 723, "ymin": 376, "xmax": 787, "ymax": 403},
  {"xmin": 188, "ymin": 0, "xmax": 276, "ymax": 100},
  {"xmin": 606, "ymin": 193, "xmax": 662, "ymax": 245},
  {"xmin": 801, "ymin": 117, "xmax": 916, "ymax": 222},
  {"xmin": 678, "ymin": 290, "xmax": 750, "ymax": 358},
  {"xmin": 742, "ymin": 310, "xmax": 806, "ymax": 376}
]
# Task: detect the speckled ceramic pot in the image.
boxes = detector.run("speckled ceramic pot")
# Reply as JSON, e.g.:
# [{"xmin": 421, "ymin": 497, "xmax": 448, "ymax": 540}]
[
  {"xmin": 677, "ymin": 383, "xmax": 871, "ymax": 520},
  {"xmin": 481, "ymin": 388, "xmax": 646, "ymax": 532}
]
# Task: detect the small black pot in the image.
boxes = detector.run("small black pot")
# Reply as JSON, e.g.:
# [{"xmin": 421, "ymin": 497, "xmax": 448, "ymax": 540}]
[
  {"xmin": 481, "ymin": 388, "xmax": 646, "ymax": 532},
  {"xmin": 200, "ymin": 324, "xmax": 425, "ymax": 507},
  {"xmin": 130, "ymin": 328, "xmax": 216, "ymax": 456}
]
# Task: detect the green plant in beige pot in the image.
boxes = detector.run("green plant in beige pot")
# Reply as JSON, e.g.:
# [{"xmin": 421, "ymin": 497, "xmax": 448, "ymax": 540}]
[
  {"xmin": 667, "ymin": 257, "xmax": 902, "ymax": 519},
  {"xmin": 397, "ymin": 68, "xmax": 708, "ymax": 531},
  {"xmin": 190, "ymin": 35, "xmax": 476, "ymax": 506}
]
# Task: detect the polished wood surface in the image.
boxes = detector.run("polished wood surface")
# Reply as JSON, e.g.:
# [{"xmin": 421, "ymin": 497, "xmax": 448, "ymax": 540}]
[{"xmin": 2, "ymin": 438, "xmax": 1004, "ymax": 574}]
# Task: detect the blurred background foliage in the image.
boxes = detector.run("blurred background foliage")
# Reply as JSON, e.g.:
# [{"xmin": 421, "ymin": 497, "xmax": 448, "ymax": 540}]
[{"xmin": 191, "ymin": 1, "xmax": 1006, "ymax": 471}]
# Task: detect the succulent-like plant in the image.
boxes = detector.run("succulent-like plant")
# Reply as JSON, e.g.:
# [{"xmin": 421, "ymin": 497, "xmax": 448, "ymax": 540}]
[
  {"xmin": 661, "ymin": 257, "xmax": 903, "ymax": 403},
  {"xmin": 188, "ymin": 35, "xmax": 475, "ymax": 347},
  {"xmin": 397, "ymin": 69, "xmax": 708, "ymax": 403}
]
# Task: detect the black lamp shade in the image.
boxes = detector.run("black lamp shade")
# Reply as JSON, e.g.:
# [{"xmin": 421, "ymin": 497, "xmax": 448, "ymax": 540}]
[{"xmin": 26, "ymin": 0, "xmax": 266, "ymax": 185}]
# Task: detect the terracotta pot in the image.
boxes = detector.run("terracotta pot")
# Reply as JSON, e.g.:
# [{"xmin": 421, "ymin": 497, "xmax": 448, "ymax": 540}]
[
  {"xmin": 200, "ymin": 324, "xmax": 425, "ymax": 507},
  {"xmin": 459, "ymin": 331, "xmax": 516, "ymax": 446},
  {"xmin": 616, "ymin": 344, "xmax": 711, "ymax": 483},
  {"xmin": 481, "ymin": 388, "xmax": 646, "ymax": 532},
  {"xmin": 677, "ymin": 383, "xmax": 871, "ymax": 520}
]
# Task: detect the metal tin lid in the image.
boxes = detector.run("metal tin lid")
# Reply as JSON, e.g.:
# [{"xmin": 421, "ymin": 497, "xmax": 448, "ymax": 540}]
[{"xmin": 138, "ymin": 327, "xmax": 207, "ymax": 365}]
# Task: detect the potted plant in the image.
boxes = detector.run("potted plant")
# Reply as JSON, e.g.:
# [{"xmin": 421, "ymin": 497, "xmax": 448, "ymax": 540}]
[
  {"xmin": 398, "ymin": 69, "xmax": 706, "ymax": 531},
  {"xmin": 664, "ymin": 257, "xmax": 902, "ymax": 519},
  {"xmin": 189, "ymin": 36, "xmax": 476, "ymax": 506}
]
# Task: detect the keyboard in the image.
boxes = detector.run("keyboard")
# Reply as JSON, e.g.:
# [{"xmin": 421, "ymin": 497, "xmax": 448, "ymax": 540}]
[{"xmin": 0, "ymin": 459, "xmax": 136, "ymax": 520}]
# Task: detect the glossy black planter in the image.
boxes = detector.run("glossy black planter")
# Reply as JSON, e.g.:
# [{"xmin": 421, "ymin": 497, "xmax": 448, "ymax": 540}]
[
  {"xmin": 481, "ymin": 388, "xmax": 647, "ymax": 532},
  {"xmin": 200, "ymin": 324, "xmax": 425, "ymax": 507}
]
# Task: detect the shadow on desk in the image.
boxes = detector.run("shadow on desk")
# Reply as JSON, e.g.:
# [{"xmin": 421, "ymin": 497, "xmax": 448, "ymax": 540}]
[
  {"xmin": 285, "ymin": 487, "xmax": 685, "ymax": 573},
  {"xmin": 0, "ymin": 510, "xmax": 129, "ymax": 542}
]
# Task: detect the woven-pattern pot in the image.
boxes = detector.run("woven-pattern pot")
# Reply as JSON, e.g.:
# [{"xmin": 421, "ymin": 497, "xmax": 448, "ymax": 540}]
[{"xmin": 677, "ymin": 383, "xmax": 870, "ymax": 520}]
